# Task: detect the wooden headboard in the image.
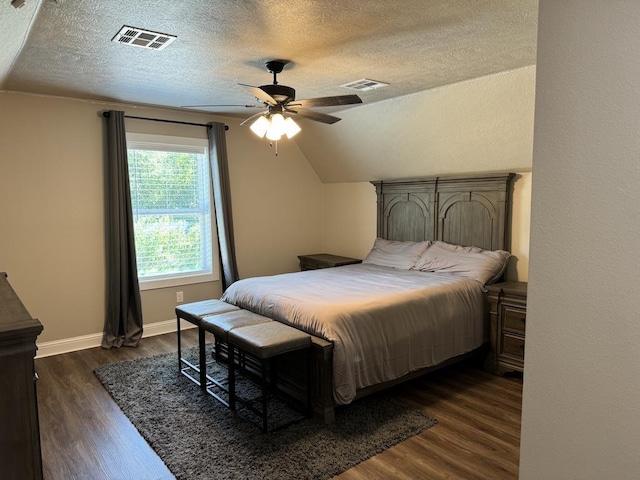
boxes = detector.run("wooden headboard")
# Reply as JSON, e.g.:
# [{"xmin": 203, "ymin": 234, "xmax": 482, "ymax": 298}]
[{"xmin": 371, "ymin": 173, "xmax": 515, "ymax": 251}]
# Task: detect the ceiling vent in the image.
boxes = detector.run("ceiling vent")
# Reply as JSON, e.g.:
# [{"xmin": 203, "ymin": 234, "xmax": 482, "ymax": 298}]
[
  {"xmin": 111, "ymin": 26, "xmax": 177, "ymax": 51},
  {"xmin": 341, "ymin": 79, "xmax": 389, "ymax": 92}
]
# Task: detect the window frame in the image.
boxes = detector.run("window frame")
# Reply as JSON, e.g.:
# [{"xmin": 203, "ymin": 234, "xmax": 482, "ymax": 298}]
[{"xmin": 126, "ymin": 132, "xmax": 219, "ymax": 291}]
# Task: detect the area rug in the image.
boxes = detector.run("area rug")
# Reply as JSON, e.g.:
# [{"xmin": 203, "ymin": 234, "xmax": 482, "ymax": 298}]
[{"xmin": 94, "ymin": 346, "xmax": 437, "ymax": 480}]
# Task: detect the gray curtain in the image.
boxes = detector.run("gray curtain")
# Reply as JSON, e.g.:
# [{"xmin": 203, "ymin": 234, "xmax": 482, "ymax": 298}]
[
  {"xmin": 102, "ymin": 110, "xmax": 143, "ymax": 348},
  {"xmin": 207, "ymin": 122, "xmax": 239, "ymax": 290}
]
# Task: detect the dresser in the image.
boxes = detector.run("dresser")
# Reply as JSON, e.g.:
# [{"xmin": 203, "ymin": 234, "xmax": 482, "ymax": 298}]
[
  {"xmin": 297, "ymin": 253, "xmax": 362, "ymax": 271},
  {"xmin": 484, "ymin": 281, "xmax": 527, "ymax": 375},
  {"xmin": 0, "ymin": 273, "xmax": 44, "ymax": 480}
]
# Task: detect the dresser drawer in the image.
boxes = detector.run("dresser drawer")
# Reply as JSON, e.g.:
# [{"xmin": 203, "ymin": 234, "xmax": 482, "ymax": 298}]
[
  {"xmin": 501, "ymin": 333, "xmax": 525, "ymax": 360},
  {"xmin": 502, "ymin": 306, "xmax": 526, "ymax": 333}
]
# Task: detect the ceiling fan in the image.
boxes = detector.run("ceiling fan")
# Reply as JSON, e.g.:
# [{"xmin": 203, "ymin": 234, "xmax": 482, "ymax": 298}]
[{"xmin": 183, "ymin": 60, "xmax": 363, "ymax": 142}]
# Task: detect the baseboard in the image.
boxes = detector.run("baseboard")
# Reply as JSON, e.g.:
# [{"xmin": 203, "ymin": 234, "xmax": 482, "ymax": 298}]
[{"xmin": 36, "ymin": 319, "xmax": 196, "ymax": 358}]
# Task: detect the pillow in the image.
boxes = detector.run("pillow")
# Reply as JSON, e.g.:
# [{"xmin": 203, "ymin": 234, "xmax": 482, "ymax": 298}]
[
  {"xmin": 412, "ymin": 241, "xmax": 511, "ymax": 285},
  {"xmin": 362, "ymin": 238, "xmax": 431, "ymax": 270}
]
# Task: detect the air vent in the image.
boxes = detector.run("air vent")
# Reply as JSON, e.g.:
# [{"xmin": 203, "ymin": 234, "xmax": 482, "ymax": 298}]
[
  {"xmin": 341, "ymin": 79, "xmax": 389, "ymax": 92},
  {"xmin": 111, "ymin": 26, "xmax": 177, "ymax": 50}
]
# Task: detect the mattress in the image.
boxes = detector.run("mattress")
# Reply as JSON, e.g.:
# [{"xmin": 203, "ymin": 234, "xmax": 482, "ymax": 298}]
[{"xmin": 221, "ymin": 263, "xmax": 485, "ymax": 405}]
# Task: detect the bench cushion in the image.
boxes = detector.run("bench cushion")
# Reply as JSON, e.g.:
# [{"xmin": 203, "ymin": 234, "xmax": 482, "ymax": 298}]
[
  {"xmin": 229, "ymin": 322, "xmax": 311, "ymax": 359},
  {"xmin": 201, "ymin": 309, "xmax": 272, "ymax": 340},
  {"xmin": 176, "ymin": 299, "xmax": 239, "ymax": 326}
]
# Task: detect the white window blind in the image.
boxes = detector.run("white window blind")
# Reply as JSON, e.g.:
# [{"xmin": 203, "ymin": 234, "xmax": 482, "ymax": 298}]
[{"xmin": 126, "ymin": 133, "xmax": 217, "ymax": 289}]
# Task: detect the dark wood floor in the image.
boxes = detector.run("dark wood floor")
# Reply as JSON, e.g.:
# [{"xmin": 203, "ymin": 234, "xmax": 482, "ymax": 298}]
[{"xmin": 35, "ymin": 330, "xmax": 522, "ymax": 480}]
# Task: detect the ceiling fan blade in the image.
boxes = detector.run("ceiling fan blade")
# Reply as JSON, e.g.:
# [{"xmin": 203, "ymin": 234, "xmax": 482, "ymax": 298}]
[
  {"xmin": 181, "ymin": 104, "xmax": 263, "ymax": 108},
  {"xmin": 285, "ymin": 107, "xmax": 341, "ymax": 124},
  {"xmin": 287, "ymin": 94, "xmax": 362, "ymax": 108},
  {"xmin": 239, "ymin": 83, "xmax": 277, "ymax": 106},
  {"xmin": 240, "ymin": 111, "xmax": 268, "ymax": 126}
]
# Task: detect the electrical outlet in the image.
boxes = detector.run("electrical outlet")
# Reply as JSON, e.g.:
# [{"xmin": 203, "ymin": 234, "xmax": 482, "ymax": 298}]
[{"xmin": 176, "ymin": 291, "xmax": 184, "ymax": 303}]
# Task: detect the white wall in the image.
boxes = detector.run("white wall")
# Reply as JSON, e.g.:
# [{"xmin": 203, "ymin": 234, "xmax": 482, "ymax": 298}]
[
  {"xmin": 321, "ymin": 182, "xmax": 377, "ymax": 259},
  {"xmin": 520, "ymin": 2, "xmax": 640, "ymax": 479},
  {"xmin": 296, "ymin": 66, "xmax": 536, "ymax": 183},
  {"xmin": 509, "ymin": 172, "xmax": 531, "ymax": 281},
  {"xmin": 0, "ymin": 92, "xmax": 323, "ymax": 345}
]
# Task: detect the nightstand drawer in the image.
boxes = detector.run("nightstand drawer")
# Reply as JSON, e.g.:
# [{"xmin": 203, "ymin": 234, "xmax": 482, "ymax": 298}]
[
  {"xmin": 502, "ymin": 333, "xmax": 525, "ymax": 360},
  {"xmin": 503, "ymin": 306, "xmax": 526, "ymax": 333},
  {"xmin": 485, "ymin": 280, "xmax": 527, "ymax": 375}
]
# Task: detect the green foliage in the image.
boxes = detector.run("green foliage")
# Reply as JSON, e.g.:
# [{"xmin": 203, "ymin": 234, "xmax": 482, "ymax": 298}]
[
  {"xmin": 127, "ymin": 148, "xmax": 211, "ymax": 278},
  {"xmin": 133, "ymin": 215, "xmax": 204, "ymax": 277},
  {"xmin": 128, "ymin": 149, "xmax": 202, "ymax": 210}
]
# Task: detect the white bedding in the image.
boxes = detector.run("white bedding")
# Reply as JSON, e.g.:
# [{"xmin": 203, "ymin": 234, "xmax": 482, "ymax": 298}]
[{"xmin": 221, "ymin": 263, "xmax": 485, "ymax": 405}]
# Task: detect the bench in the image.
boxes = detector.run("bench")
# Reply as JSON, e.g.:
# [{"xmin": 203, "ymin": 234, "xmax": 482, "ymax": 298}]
[
  {"xmin": 200, "ymin": 310, "xmax": 272, "ymax": 408},
  {"xmin": 177, "ymin": 301, "xmax": 313, "ymax": 432},
  {"xmin": 175, "ymin": 299, "xmax": 239, "ymax": 388},
  {"xmin": 228, "ymin": 322, "xmax": 312, "ymax": 432}
]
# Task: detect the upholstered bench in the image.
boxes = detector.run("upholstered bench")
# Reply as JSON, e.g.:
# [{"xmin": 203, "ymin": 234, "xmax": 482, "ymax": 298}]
[
  {"xmin": 200, "ymin": 310, "xmax": 273, "ymax": 408},
  {"xmin": 175, "ymin": 299, "xmax": 239, "ymax": 388},
  {"xmin": 228, "ymin": 322, "xmax": 312, "ymax": 432}
]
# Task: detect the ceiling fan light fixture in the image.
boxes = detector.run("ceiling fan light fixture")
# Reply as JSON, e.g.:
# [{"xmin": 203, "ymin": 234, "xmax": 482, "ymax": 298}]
[
  {"xmin": 265, "ymin": 129, "xmax": 281, "ymax": 141},
  {"xmin": 230, "ymin": 59, "xmax": 364, "ymax": 149},
  {"xmin": 271, "ymin": 112, "xmax": 286, "ymax": 130},
  {"xmin": 250, "ymin": 112, "xmax": 300, "ymax": 142},
  {"xmin": 265, "ymin": 113, "xmax": 286, "ymax": 141},
  {"xmin": 249, "ymin": 115, "xmax": 270, "ymax": 138},
  {"xmin": 284, "ymin": 117, "xmax": 301, "ymax": 139}
]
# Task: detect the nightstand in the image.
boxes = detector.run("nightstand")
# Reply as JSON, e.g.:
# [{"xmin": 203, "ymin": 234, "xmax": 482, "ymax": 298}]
[
  {"xmin": 297, "ymin": 253, "xmax": 362, "ymax": 271},
  {"xmin": 484, "ymin": 281, "xmax": 527, "ymax": 375}
]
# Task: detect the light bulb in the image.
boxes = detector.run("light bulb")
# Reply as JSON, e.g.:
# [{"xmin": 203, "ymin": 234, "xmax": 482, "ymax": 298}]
[
  {"xmin": 271, "ymin": 113, "xmax": 286, "ymax": 132},
  {"xmin": 250, "ymin": 115, "xmax": 270, "ymax": 138},
  {"xmin": 284, "ymin": 117, "xmax": 301, "ymax": 139},
  {"xmin": 266, "ymin": 113, "xmax": 285, "ymax": 141}
]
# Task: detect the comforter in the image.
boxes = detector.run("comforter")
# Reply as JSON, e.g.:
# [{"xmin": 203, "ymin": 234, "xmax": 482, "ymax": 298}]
[{"xmin": 221, "ymin": 263, "xmax": 485, "ymax": 405}]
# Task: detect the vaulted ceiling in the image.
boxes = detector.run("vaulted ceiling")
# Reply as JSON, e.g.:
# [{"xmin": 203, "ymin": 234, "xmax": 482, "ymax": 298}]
[{"xmin": 1, "ymin": 0, "xmax": 538, "ymax": 120}]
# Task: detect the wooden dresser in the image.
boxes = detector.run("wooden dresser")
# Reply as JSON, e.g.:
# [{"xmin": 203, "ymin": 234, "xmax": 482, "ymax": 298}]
[
  {"xmin": 0, "ymin": 272, "xmax": 44, "ymax": 480},
  {"xmin": 484, "ymin": 281, "xmax": 527, "ymax": 375},
  {"xmin": 297, "ymin": 253, "xmax": 362, "ymax": 271}
]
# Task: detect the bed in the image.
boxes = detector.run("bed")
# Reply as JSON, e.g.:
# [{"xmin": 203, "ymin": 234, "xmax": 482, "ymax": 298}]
[{"xmin": 222, "ymin": 173, "xmax": 515, "ymax": 422}]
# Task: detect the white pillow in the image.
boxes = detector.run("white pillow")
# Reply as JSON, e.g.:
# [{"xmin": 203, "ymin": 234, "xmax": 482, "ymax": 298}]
[
  {"xmin": 413, "ymin": 241, "xmax": 511, "ymax": 285},
  {"xmin": 362, "ymin": 238, "xmax": 431, "ymax": 270}
]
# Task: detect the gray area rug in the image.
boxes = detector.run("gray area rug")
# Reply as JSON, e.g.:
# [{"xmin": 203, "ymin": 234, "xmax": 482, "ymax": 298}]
[{"xmin": 94, "ymin": 346, "xmax": 437, "ymax": 480}]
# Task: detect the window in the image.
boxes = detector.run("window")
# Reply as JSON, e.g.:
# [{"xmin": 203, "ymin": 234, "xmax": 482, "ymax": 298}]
[{"xmin": 126, "ymin": 133, "xmax": 218, "ymax": 290}]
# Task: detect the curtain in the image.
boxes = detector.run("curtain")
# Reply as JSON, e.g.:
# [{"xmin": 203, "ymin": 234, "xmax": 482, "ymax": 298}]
[
  {"xmin": 102, "ymin": 110, "xmax": 143, "ymax": 348},
  {"xmin": 207, "ymin": 122, "xmax": 239, "ymax": 290}
]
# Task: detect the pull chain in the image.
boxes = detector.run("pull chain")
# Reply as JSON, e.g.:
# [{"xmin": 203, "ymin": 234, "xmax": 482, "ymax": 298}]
[{"xmin": 269, "ymin": 140, "xmax": 279, "ymax": 156}]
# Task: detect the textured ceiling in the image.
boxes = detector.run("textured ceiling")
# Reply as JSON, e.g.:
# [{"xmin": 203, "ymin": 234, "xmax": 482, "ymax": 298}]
[
  {"xmin": 0, "ymin": 0, "xmax": 40, "ymax": 85},
  {"xmin": 1, "ymin": 0, "xmax": 538, "ymax": 118}
]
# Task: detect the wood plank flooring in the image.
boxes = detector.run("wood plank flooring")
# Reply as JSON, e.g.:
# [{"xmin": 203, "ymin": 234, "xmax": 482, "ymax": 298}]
[{"xmin": 35, "ymin": 330, "xmax": 522, "ymax": 479}]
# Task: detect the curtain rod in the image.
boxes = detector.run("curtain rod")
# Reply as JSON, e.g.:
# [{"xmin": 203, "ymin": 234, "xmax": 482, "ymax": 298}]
[{"xmin": 102, "ymin": 111, "xmax": 229, "ymax": 130}]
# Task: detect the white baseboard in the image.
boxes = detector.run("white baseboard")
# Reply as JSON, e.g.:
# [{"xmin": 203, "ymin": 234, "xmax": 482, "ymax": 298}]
[{"xmin": 36, "ymin": 319, "xmax": 196, "ymax": 358}]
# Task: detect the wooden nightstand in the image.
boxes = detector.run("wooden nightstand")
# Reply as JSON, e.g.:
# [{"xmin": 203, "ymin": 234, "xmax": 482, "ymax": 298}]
[
  {"xmin": 484, "ymin": 281, "xmax": 527, "ymax": 375},
  {"xmin": 297, "ymin": 253, "xmax": 362, "ymax": 271}
]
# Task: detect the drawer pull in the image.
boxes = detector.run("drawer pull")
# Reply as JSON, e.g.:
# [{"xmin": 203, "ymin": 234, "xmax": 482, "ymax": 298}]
[{"xmin": 33, "ymin": 372, "xmax": 39, "ymax": 381}]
